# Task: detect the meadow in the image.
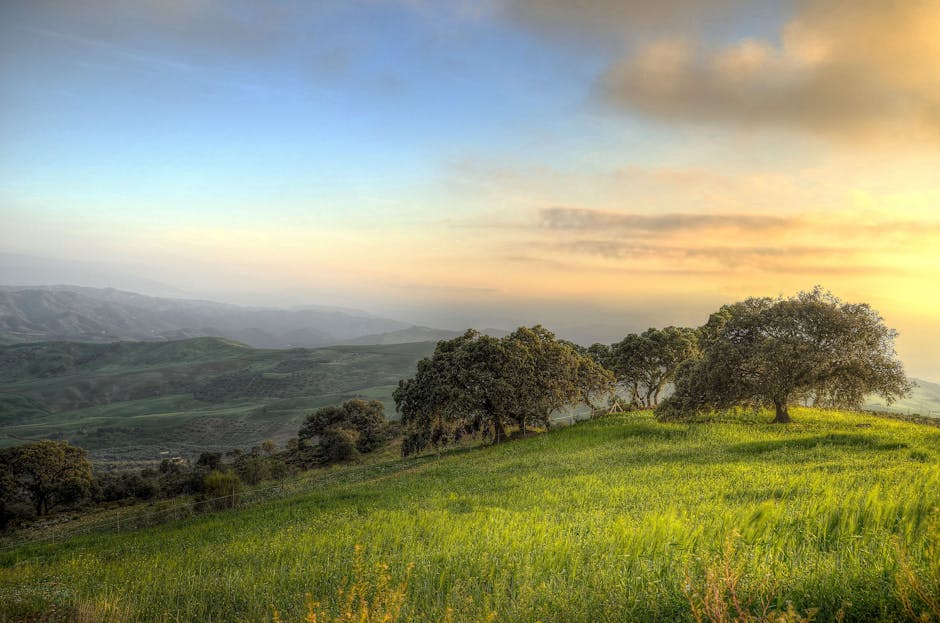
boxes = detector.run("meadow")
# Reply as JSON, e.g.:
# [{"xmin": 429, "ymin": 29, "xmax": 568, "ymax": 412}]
[{"xmin": 1, "ymin": 408, "xmax": 939, "ymax": 622}]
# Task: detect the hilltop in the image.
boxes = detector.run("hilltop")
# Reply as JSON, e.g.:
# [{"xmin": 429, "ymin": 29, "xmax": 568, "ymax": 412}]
[
  {"xmin": 0, "ymin": 337, "xmax": 434, "ymax": 467},
  {"xmin": 1, "ymin": 408, "xmax": 938, "ymax": 622}
]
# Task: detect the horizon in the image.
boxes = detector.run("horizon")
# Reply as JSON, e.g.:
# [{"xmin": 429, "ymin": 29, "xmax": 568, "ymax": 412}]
[
  {"xmin": 2, "ymin": 1, "xmax": 939, "ymax": 380},
  {"xmin": 3, "ymin": 278, "xmax": 938, "ymax": 387}
]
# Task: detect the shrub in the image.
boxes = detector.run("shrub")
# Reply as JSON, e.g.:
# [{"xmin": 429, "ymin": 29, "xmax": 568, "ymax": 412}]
[
  {"xmin": 201, "ymin": 470, "xmax": 242, "ymax": 511},
  {"xmin": 317, "ymin": 427, "xmax": 360, "ymax": 464}
]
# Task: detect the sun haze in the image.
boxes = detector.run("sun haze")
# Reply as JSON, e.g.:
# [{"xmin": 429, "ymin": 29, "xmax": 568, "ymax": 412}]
[{"xmin": 1, "ymin": 0, "xmax": 938, "ymax": 379}]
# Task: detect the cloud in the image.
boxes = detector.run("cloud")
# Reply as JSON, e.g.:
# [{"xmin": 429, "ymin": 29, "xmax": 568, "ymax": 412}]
[
  {"xmin": 506, "ymin": 0, "xmax": 940, "ymax": 142},
  {"xmin": 537, "ymin": 207, "xmax": 940, "ymax": 241},
  {"xmin": 610, "ymin": 2, "xmax": 940, "ymax": 140},
  {"xmin": 562, "ymin": 240, "xmax": 897, "ymax": 276},
  {"xmin": 518, "ymin": 206, "xmax": 940, "ymax": 280},
  {"xmin": 540, "ymin": 207, "xmax": 792, "ymax": 233}
]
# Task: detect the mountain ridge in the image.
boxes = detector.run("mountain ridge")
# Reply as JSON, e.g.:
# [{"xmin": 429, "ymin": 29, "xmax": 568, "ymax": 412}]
[{"xmin": 0, "ymin": 285, "xmax": 429, "ymax": 349}]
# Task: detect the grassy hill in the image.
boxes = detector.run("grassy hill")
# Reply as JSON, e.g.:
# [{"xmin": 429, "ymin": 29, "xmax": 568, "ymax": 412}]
[
  {"xmin": 1, "ymin": 408, "xmax": 938, "ymax": 622},
  {"xmin": 0, "ymin": 337, "xmax": 434, "ymax": 467}
]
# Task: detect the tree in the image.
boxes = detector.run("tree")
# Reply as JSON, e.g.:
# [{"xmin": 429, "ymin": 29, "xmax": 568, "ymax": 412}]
[
  {"xmin": 317, "ymin": 427, "xmax": 360, "ymax": 463},
  {"xmin": 3, "ymin": 440, "xmax": 94, "ymax": 516},
  {"xmin": 297, "ymin": 399, "xmax": 390, "ymax": 463},
  {"xmin": 656, "ymin": 287, "xmax": 911, "ymax": 423},
  {"xmin": 394, "ymin": 326, "xmax": 614, "ymax": 454},
  {"xmin": 342, "ymin": 399, "xmax": 389, "ymax": 452},
  {"xmin": 608, "ymin": 327, "xmax": 698, "ymax": 408},
  {"xmin": 502, "ymin": 326, "xmax": 607, "ymax": 434}
]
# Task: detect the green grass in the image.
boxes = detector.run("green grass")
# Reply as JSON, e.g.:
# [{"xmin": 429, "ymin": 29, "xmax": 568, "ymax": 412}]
[
  {"xmin": 0, "ymin": 338, "xmax": 435, "ymax": 466},
  {"xmin": 2, "ymin": 408, "xmax": 939, "ymax": 622}
]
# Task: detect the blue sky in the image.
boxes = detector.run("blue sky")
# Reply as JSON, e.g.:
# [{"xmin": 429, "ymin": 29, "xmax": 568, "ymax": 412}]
[{"xmin": 2, "ymin": 1, "xmax": 939, "ymax": 379}]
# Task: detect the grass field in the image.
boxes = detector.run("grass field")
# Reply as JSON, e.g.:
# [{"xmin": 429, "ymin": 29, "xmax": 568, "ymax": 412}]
[
  {"xmin": 1, "ymin": 408, "xmax": 938, "ymax": 622},
  {"xmin": 0, "ymin": 338, "xmax": 434, "ymax": 467}
]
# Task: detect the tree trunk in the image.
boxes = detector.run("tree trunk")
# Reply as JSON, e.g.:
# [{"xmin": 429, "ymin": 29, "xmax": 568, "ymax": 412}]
[
  {"xmin": 493, "ymin": 419, "xmax": 507, "ymax": 444},
  {"xmin": 772, "ymin": 399, "xmax": 792, "ymax": 424}
]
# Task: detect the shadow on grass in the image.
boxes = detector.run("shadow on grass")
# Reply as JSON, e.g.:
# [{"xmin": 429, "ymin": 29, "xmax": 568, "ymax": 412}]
[{"xmin": 729, "ymin": 433, "xmax": 909, "ymax": 456}]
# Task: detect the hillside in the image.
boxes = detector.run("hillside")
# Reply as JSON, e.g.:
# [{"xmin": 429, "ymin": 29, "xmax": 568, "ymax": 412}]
[
  {"xmin": 1, "ymin": 408, "xmax": 938, "ymax": 622},
  {"xmin": 865, "ymin": 377, "xmax": 940, "ymax": 417},
  {"xmin": 0, "ymin": 285, "xmax": 416, "ymax": 348},
  {"xmin": 0, "ymin": 338, "xmax": 434, "ymax": 467}
]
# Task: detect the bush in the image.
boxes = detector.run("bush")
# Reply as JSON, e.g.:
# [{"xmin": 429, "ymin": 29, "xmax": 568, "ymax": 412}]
[
  {"xmin": 317, "ymin": 427, "xmax": 360, "ymax": 464},
  {"xmin": 297, "ymin": 400, "xmax": 389, "ymax": 462},
  {"xmin": 201, "ymin": 470, "xmax": 242, "ymax": 511}
]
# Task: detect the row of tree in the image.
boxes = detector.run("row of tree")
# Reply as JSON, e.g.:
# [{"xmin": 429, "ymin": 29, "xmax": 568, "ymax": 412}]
[{"xmin": 394, "ymin": 288, "xmax": 910, "ymax": 453}]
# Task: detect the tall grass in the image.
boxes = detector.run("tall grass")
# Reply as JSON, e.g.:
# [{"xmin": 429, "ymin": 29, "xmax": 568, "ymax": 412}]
[{"xmin": 1, "ymin": 408, "xmax": 939, "ymax": 622}]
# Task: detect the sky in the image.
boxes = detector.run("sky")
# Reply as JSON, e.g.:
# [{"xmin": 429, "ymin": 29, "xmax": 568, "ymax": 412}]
[{"xmin": 1, "ymin": 0, "xmax": 939, "ymax": 379}]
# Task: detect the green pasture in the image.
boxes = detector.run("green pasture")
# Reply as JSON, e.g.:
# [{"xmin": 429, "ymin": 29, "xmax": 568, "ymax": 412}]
[{"xmin": 1, "ymin": 408, "xmax": 938, "ymax": 622}]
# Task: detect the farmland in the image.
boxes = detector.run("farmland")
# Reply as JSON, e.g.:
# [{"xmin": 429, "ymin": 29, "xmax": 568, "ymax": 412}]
[
  {"xmin": 1, "ymin": 407, "xmax": 938, "ymax": 622},
  {"xmin": 0, "ymin": 338, "xmax": 433, "ymax": 467}
]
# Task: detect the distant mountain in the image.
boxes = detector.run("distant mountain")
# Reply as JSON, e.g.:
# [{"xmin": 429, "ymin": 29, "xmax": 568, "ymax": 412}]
[
  {"xmin": 865, "ymin": 377, "xmax": 940, "ymax": 418},
  {"xmin": 0, "ymin": 285, "xmax": 416, "ymax": 348}
]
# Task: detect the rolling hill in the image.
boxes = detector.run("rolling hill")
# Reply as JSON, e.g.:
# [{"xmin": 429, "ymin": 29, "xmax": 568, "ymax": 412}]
[
  {"xmin": 1, "ymin": 408, "xmax": 938, "ymax": 621},
  {"xmin": 0, "ymin": 337, "xmax": 434, "ymax": 467}
]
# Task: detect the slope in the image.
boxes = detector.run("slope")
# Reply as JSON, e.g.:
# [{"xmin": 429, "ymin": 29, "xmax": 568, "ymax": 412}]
[
  {"xmin": 1, "ymin": 408, "xmax": 938, "ymax": 622},
  {"xmin": 0, "ymin": 338, "xmax": 434, "ymax": 467}
]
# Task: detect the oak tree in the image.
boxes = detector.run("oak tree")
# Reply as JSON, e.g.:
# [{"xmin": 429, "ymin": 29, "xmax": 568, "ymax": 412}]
[{"xmin": 657, "ymin": 288, "xmax": 911, "ymax": 423}]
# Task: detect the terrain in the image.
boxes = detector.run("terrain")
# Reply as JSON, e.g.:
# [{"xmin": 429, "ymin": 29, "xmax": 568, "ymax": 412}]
[
  {"xmin": 865, "ymin": 377, "xmax": 940, "ymax": 417},
  {"xmin": 0, "ymin": 337, "xmax": 434, "ymax": 467},
  {"xmin": 1, "ymin": 332, "xmax": 937, "ymax": 471},
  {"xmin": 0, "ymin": 286, "xmax": 463, "ymax": 348},
  {"xmin": 1, "ymin": 408, "xmax": 938, "ymax": 622}
]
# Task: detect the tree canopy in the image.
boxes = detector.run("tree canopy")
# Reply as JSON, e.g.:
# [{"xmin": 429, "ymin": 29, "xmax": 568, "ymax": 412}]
[
  {"xmin": 0, "ymin": 440, "xmax": 94, "ymax": 518},
  {"xmin": 296, "ymin": 399, "xmax": 390, "ymax": 465},
  {"xmin": 394, "ymin": 326, "xmax": 614, "ymax": 455},
  {"xmin": 608, "ymin": 327, "xmax": 699, "ymax": 408},
  {"xmin": 656, "ymin": 288, "xmax": 911, "ymax": 423}
]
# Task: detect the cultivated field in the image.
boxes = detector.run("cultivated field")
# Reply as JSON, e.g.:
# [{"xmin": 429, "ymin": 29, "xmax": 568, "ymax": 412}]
[
  {"xmin": 0, "ymin": 338, "xmax": 433, "ymax": 467},
  {"xmin": 1, "ymin": 408, "xmax": 938, "ymax": 622}
]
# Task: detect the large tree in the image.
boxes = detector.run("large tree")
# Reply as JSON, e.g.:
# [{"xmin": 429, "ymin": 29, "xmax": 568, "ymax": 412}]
[
  {"xmin": 657, "ymin": 288, "xmax": 911, "ymax": 423},
  {"xmin": 394, "ymin": 327, "xmax": 614, "ymax": 455},
  {"xmin": 1, "ymin": 440, "xmax": 94, "ymax": 516}
]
